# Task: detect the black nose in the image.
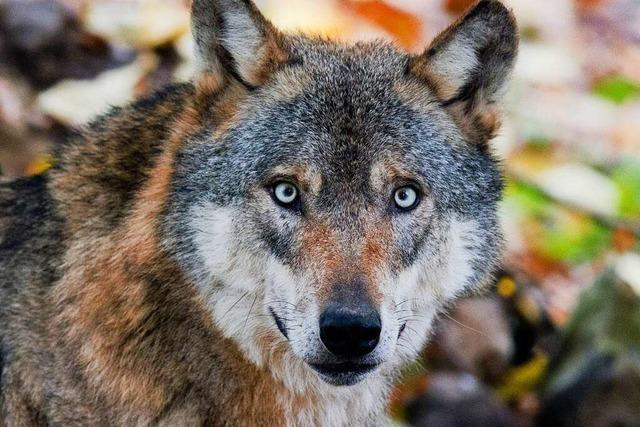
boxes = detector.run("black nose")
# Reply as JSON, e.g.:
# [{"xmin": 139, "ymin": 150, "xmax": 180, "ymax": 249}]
[{"xmin": 319, "ymin": 302, "xmax": 382, "ymax": 358}]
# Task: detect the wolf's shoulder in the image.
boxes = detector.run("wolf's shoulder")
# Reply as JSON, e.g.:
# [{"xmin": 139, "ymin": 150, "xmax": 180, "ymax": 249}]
[
  {"xmin": 0, "ymin": 82, "xmax": 195, "ymax": 258},
  {"xmin": 0, "ymin": 174, "xmax": 56, "ymax": 251},
  {"xmin": 0, "ymin": 174, "xmax": 64, "ymax": 313},
  {"xmin": 50, "ymin": 82, "xmax": 198, "ymax": 233}
]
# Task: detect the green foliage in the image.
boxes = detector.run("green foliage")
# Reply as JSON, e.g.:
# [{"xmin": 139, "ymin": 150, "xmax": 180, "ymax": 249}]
[
  {"xmin": 525, "ymin": 137, "xmax": 553, "ymax": 150},
  {"xmin": 593, "ymin": 76, "xmax": 640, "ymax": 104},
  {"xmin": 612, "ymin": 159, "xmax": 640, "ymax": 219},
  {"xmin": 504, "ymin": 180, "xmax": 548, "ymax": 217},
  {"xmin": 505, "ymin": 181, "xmax": 612, "ymax": 263},
  {"xmin": 537, "ymin": 216, "xmax": 611, "ymax": 264}
]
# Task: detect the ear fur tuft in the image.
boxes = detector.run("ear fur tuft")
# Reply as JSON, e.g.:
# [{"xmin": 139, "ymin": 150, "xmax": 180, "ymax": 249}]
[
  {"xmin": 191, "ymin": 0, "xmax": 289, "ymax": 87},
  {"xmin": 410, "ymin": 0, "xmax": 519, "ymax": 146}
]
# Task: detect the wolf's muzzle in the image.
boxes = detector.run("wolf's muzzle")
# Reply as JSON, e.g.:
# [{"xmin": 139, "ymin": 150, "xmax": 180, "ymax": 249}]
[{"xmin": 319, "ymin": 301, "xmax": 381, "ymax": 358}]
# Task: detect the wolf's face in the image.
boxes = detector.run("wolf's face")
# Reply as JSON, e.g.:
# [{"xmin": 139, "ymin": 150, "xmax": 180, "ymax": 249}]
[{"xmin": 166, "ymin": 0, "xmax": 517, "ymax": 387}]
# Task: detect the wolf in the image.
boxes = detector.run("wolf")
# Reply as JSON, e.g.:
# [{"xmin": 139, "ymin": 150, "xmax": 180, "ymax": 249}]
[{"xmin": 0, "ymin": 0, "xmax": 517, "ymax": 425}]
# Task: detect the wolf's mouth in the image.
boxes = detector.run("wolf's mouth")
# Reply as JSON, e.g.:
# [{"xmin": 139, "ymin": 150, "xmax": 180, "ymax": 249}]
[
  {"xmin": 310, "ymin": 362, "xmax": 378, "ymax": 375},
  {"xmin": 309, "ymin": 362, "xmax": 379, "ymax": 386}
]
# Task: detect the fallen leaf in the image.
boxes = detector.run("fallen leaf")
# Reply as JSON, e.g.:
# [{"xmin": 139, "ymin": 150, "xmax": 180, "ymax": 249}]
[
  {"xmin": 25, "ymin": 155, "xmax": 52, "ymax": 176},
  {"xmin": 83, "ymin": 0, "xmax": 190, "ymax": 48},
  {"xmin": 339, "ymin": 0, "xmax": 422, "ymax": 49},
  {"xmin": 443, "ymin": 0, "xmax": 475, "ymax": 14},
  {"xmin": 593, "ymin": 75, "xmax": 640, "ymax": 105},
  {"xmin": 497, "ymin": 352, "xmax": 549, "ymax": 401},
  {"xmin": 37, "ymin": 54, "xmax": 158, "ymax": 126}
]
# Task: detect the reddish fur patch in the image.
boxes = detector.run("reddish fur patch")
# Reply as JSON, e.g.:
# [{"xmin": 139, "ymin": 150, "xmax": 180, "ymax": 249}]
[
  {"xmin": 265, "ymin": 164, "xmax": 321, "ymax": 194},
  {"xmin": 211, "ymin": 82, "xmax": 251, "ymax": 138},
  {"xmin": 51, "ymin": 88, "xmax": 217, "ymax": 414},
  {"xmin": 298, "ymin": 219, "xmax": 388, "ymax": 304},
  {"xmin": 407, "ymin": 56, "xmax": 453, "ymax": 101},
  {"xmin": 249, "ymin": 31, "xmax": 291, "ymax": 85},
  {"xmin": 298, "ymin": 221, "xmax": 343, "ymax": 302},
  {"xmin": 360, "ymin": 224, "xmax": 390, "ymax": 303},
  {"xmin": 56, "ymin": 254, "xmax": 168, "ymax": 414}
]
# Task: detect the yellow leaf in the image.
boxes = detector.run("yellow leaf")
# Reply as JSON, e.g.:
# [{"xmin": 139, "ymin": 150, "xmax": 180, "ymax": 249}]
[
  {"xmin": 497, "ymin": 353, "xmax": 549, "ymax": 401},
  {"xmin": 497, "ymin": 277, "xmax": 517, "ymax": 298},
  {"xmin": 25, "ymin": 156, "xmax": 53, "ymax": 176}
]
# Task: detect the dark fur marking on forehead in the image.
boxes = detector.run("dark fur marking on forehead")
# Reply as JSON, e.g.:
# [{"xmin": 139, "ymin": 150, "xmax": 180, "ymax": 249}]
[{"xmin": 283, "ymin": 55, "xmax": 304, "ymax": 68}]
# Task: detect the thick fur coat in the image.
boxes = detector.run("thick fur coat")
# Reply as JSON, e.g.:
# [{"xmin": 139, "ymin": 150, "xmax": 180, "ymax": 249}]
[{"xmin": 0, "ymin": 0, "xmax": 517, "ymax": 425}]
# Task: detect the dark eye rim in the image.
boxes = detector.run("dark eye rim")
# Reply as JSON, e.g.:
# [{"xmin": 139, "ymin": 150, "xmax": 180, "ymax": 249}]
[
  {"xmin": 269, "ymin": 180, "xmax": 302, "ymax": 210},
  {"xmin": 392, "ymin": 184, "xmax": 421, "ymax": 212}
]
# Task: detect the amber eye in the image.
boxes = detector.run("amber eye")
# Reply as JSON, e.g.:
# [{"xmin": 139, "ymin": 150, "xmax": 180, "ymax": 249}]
[
  {"xmin": 272, "ymin": 182, "xmax": 299, "ymax": 206},
  {"xmin": 393, "ymin": 186, "xmax": 419, "ymax": 210}
]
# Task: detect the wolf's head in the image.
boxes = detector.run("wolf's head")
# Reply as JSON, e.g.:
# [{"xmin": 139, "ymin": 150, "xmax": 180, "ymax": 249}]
[{"xmin": 165, "ymin": 0, "xmax": 517, "ymax": 387}]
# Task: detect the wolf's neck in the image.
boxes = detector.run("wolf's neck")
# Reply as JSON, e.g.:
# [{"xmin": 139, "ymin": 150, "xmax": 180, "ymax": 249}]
[
  {"xmin": 256, "ymin": 345, "xmax": 392, "ymax": 426},
  {"xmin": 48, "ymin": 83, "xmax": 197, "ymax": 238},
  {"xmin": 277, "ymin": 379, "xmax": 391, "ymax": 426}
]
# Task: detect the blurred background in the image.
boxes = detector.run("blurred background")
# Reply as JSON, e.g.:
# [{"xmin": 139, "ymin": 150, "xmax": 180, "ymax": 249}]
[{"xmin": 1, "ymin": 0, "xmax": 640, "ymax": 425}]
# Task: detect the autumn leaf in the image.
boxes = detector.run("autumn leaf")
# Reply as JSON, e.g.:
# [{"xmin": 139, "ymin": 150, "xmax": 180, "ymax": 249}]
[{"xmin": 339, "ymin": 0, "xmax": 422, "ymax": 49}]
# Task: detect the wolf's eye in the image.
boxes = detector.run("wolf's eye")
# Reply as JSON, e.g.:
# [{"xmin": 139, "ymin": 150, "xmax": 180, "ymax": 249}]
[
  {"xmin": 272, "ymin": 182, "xmax": 299, "ymax": 206},
  {"xmin": 393, "ymin": 186, "xmax": 419, "ymax": 210}
]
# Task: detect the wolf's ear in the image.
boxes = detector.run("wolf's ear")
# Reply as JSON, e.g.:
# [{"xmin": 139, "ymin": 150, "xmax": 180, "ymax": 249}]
[
  {"xmin": 410, "ymin": 0, "xmax": 518, "ymax": 146},
  {"xmin": 191, "ymin": 0, "xmax": 288, "ymax": 87}
]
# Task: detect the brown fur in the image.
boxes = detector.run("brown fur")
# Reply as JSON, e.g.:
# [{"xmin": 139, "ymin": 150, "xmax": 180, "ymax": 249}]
[
  {"xmin": 0, "ymin": 78, "xmax": 309, "ymax": 425},
  {"xmin": 360, "ymin": 224, "xmax": 391, "ymax": 303},
  {"xmin": 296, "ymin": 218, "xmax": 389, "ymax": 305},
  {"xmin": 1, "ymin": 1, "xmax": 517, "ymax": 423},
  {"xmin": 298, "ymin": 221, "xmax": 342, "ymax": 303}
]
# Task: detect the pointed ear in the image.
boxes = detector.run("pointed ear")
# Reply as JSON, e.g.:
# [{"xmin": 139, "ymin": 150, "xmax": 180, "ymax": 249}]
[
  {"xmin": 191, "ymin": 0, "xmax": 289, "ymax": 87},
  {"xmin": 410, "ymin": 0, "xmax": 518, "ymax": 145}
]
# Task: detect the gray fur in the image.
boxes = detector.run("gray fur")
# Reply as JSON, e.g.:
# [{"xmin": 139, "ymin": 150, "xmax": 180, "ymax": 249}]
[
  {"xmin": 167, "ymin": 37, "xmax": 504, "ymax": 286},
  {"xmin": 0, "ymin": 0, "xmax": 517, "ymax": 424}
]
